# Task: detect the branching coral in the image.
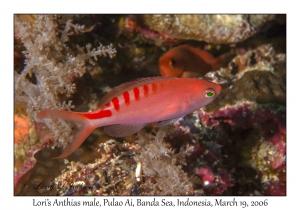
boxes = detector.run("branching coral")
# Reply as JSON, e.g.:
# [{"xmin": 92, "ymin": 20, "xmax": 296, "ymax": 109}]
[
  {"xmin": 14, "ymin": 15, "xmax": 117, "ymax": 186},
  {"xmin": 14, "ymin": 15, "xmax": 116, "ymax": 148},
  {"xmin": 135, "ymin": 127, "xmax": 193, "ymax": 195}
]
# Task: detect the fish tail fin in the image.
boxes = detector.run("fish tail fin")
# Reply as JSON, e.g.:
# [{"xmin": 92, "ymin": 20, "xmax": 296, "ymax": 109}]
[
  {"xmin": 37, "ymin": 109, "xmax": 96, "ymax": 159},
  {"xmin": 53, "ymin": 123, "xmax": 95, "ymax": 159},
  {"xmin": 212, "ymin": 51, "xmax": 236, "ymax": 70},
  {"xmin": 37, "ymin": 109, "xmax": 86, "ymax": 122}
]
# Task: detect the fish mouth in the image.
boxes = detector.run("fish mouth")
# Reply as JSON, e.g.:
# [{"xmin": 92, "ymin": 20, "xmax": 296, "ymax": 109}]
[{"xmin": 160, "ymin": 69, "xmax": 166, "ymax": 76}]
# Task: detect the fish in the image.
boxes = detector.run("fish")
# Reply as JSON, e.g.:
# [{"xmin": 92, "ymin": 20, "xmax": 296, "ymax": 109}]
[
  {"xmin": 37, "ymin": 76, "xmax": 222, "ymax": 158},
  {"xmin": 159, "ymin": 44, "xmax": 235, "ymax": 78}
]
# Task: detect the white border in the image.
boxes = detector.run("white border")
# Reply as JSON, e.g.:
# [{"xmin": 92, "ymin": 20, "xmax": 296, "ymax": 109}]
[{"xmin": 3, "ymin": 0, "xmax": 296, "ymax": 209}]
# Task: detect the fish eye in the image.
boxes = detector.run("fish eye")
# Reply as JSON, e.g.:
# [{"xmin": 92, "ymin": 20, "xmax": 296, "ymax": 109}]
[
  {"xmin": 169, "ymin": 58, "xmax": 176, "ymax": 68},
  {"xmin": 205, "ymin": 88, "xmax": 216, "ymax": 98}
]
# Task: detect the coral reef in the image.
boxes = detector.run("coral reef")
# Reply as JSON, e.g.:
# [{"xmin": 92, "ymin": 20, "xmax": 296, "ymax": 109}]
[
  {"xmin": 141, "ymin": 15, "xmax": 276, "ymax": 44},
  {"xmin": 16, "ymin": 128, "xmax": 193, "ymax": 196},
  {"xmin": 15, "ymin": 15, "xmax": 116, "ymax": 145},
  {"xmin": 134, "ymin": 128, "xmax": 193, "ymax": 195},
  {"xmin": 54, "ymin": 139, "xmax": 138, "ymax": 196},
  {"xmin": 198, "ymin": 102, "xmax": 286, "ymax": 195},
  {"xmin": 14, "ymin": 14, "xmax": 286, "ymax": 196},
  {"xmin": 204, "ymin": 44, "xmax": 286, "ymax": 113},
  {"xmin": 122, "ymin": 15, "xmax": 179, "ymax": 46},
  {"xmin": 14, "ymin": 14, "xmax": 117, "ymax": 189},
  {"xmin": 54, "ymin": 128, "xmax": 194, "ymax": 196}
]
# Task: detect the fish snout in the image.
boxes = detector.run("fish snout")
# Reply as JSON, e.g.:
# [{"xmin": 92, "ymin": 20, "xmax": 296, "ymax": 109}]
[{"xmin": 159, "ymin": 66, "xmax": 167, "ymax": 76}]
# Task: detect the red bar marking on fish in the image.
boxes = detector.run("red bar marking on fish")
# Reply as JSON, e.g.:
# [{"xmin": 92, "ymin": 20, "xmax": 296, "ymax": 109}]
[
  {"xmin": 105, "ymin": 102, "xmax": 111, "ymax": 107},
  {"xmin": 123, "ymin": 91, "xmax": 130, "ymax": 105},
  {"xmin": 143, "ymin": 84, "xmax": 149, "ymax": 97},
  {"xmin": 151, "ymin": 83, "xmax": 157, "ymax": 93},
  {"xmin": 133, "ymin": 87, "xmax": 140, "ymax": 101},
  {"xmin": 83, "ymin": 110, "xmax": 112, "ymax": 119},
  {"xmin": 159, "ymin": 82, "xmax": 165, "ymax": 89},
  {"xmin": 112, "ymin": 97, "xmax": 120, "ymax": 111}
]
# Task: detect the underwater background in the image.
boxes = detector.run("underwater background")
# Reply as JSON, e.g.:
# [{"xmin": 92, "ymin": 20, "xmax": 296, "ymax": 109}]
[{"xmin": 14, "ymin": 14, "xmax": 286, "ymax": 196}]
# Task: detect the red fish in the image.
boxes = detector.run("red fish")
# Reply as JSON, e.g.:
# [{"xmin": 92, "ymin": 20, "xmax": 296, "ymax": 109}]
[
  {"xmin": 37, "ymin": 76, "xmax": 222, "ymax": 158},
  {"xmin": 159, "ymin": 44, "xmax": 235, "ymax": 77}
]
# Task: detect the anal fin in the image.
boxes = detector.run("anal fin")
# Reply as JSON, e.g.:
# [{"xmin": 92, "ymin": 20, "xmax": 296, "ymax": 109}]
[
  {"xmin": 104, "ymin": 123, "xmax": 146, "ymax": 137},
  {"xmin": 53, "ymin": 123, "xmax": 94, "ymax": 159}
]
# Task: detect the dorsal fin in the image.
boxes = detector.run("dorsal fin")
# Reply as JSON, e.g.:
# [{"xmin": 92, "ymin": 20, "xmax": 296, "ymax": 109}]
[
  {"xmin": 179, "ymin": 44, "xmax": 215, "ymax": 62},
  {"xmin": 97, "ymin": 76, "xmax": 176, "ymax": 109}
]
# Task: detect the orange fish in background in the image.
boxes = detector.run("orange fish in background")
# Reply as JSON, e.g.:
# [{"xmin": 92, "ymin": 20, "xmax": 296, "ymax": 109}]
[
  {"xmin": 14, "ymin": 115, "xmax": 29, "ymax": 145},
  {"xmin": 159, "ymin": 44, "xmax": 235, "ymax": 78},
  {"xmin": 37, "ymin": 76, "xmax": 222, "ymax": 159}
]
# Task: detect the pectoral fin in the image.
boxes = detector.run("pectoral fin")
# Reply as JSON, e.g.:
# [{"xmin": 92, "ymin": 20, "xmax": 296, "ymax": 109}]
[
  {"xmin": 104, "ymin": 123, "xmax": 146, "ymax": 137},
  {"xmin": 156, "ymin": 116, "xmax": 184, "ymax": 127}
]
